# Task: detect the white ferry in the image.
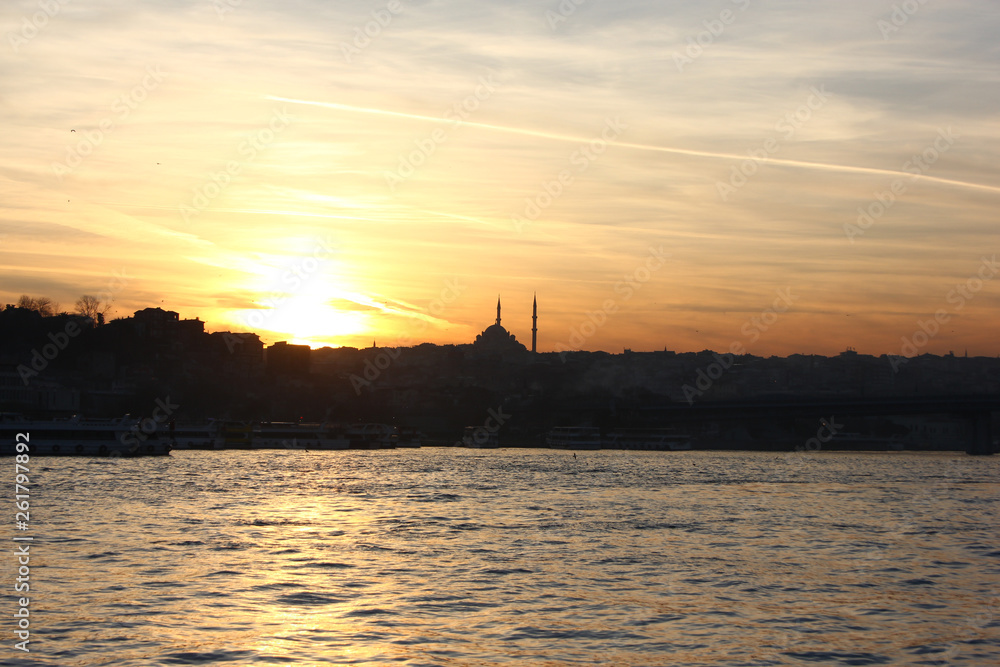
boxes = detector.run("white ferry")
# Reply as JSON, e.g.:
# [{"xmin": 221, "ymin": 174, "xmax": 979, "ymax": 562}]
[
  {"xmin": 345, "ymin": 423, "xmax": 396, "ymax": 449},
  {"xmin": 461, "ymin": 426, "xmax": 499, "ymax": 448},
  {"xmin": 253, "ymin": 422, "xmax": 350, "ymax": 450},
  {"xmin": 0, "ymin": 414, "xmax": 172, "ymax": 456},
  {"xmin": 215, "ymin": 421, "xmax": 254, "ymax": 449},
  {"xmin": 604, "ymin": 428, "xmax": 693, "ymax": 451},
  {"xmin": 169, "ymin": 420, "xmax": 222, "ymax": 450},
  {"xmin": 545, "ymin": 426, "xmax": 602, "ymax": 450}
]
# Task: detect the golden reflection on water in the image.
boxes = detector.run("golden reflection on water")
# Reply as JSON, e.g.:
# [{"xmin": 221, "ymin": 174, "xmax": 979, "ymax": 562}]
[{"xmin": 16, "ymin": 450, "xmax": 1000, "ymax": 665}]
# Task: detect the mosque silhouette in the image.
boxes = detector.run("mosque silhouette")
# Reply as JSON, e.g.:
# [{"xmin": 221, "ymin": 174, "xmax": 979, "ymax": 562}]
[{"xmin": 473, "ymin": 295, "xmax": 537, "ymax": 354}]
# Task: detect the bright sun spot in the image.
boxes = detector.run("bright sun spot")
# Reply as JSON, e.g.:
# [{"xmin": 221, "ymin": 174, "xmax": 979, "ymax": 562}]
[
  {"xmin": 227, "ymin": 247, "xmax": 372, "ymax": 347},
  {"xmin": 264, "ymin": 295, "xmax": 366, "ymax": 344}
]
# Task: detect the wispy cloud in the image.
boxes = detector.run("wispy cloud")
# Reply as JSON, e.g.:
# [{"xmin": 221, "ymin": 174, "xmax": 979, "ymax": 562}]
[{"xmin": 2, "ymin": 0, "xmax": 999, "ymax": 354}]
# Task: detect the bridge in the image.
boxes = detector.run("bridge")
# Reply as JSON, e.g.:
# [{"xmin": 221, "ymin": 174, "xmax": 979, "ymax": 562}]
[{"xmin": 630, "ymin": 394, "xmax": 1000, "ymax": 455}]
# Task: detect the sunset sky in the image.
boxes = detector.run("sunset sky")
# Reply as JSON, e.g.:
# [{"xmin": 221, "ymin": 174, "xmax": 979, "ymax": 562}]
[{"xmin": 2, "ymin": 0, "xmax": 998, "ymax": 356}]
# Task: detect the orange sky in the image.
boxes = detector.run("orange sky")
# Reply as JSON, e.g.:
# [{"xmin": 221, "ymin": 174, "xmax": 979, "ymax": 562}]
[{"xmin": 2, "ymin": 0, "xmax": 999, "ymax": 357}]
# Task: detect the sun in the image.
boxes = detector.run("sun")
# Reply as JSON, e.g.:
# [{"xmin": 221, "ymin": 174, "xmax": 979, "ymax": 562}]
[
  {"xmin": 277, "ymin": 295, "xmax": 367, "ymax": 343},
  {"xmin": 232, "ymin": 293, "xmax": 368, "ymax": 348},
  {"xmin": 223, "ymin": 244, "xmax": 375, "ymax": 347}
]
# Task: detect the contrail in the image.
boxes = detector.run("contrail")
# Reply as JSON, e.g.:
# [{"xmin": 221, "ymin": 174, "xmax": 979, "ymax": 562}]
[
  {"xmin": 269, "ymin": 95, "xmax": 1000, "ymax": 196},
  {"xmin": 92, "ymin": 202, "xmax": 373, "ymax": 221}
]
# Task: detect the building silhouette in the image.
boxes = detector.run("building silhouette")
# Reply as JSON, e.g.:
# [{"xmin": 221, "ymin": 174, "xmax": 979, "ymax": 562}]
[
  {"xmin": 532, "ymin": 294, "xmax": 538, "ymax": 353},
  {"xmin": 472, "ymin": 296, "xmax": 527, "ymax": 355},
  {"xmin": 267, "ymin": 341, "xmax": 310, "ymax": 375}
]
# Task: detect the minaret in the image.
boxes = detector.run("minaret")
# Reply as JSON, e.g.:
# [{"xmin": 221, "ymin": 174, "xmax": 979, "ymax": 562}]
[
  {"xmin": 531, "ymin": 293, "xmax": 537, "ymax": 353},
  {"xmin": 496, "ymin": 295, "xmax": 501, "ymax": 327}
]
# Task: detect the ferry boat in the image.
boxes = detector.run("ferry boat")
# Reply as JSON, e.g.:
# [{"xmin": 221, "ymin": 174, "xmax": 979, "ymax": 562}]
[
  {"xmin": 458, "ymin": 426, "xmax": 500, "ymax": 449},
  {"xmin": 216, "ymin": 421, "xmax": 253, "ymax": 449},
  {"xmin": 391, "ymin": 426, "xmax": 422, "ymax": 448},
  {"xmin": 345, "ymin": 423, "xmax": 395, "ymax": 449},
  {"xmin": 0, "ymin": 413, "xmax": 172, "ymax": 456},
  {"xmin": 545, "ymin": 426, "xmax": 601, "ymax": 450},
  {"xmin": 461, "ymin": 426, "xmax": 499, "ymax": 448},
  {"xmin": 604, "ymin": 428, "xmax": 693, "ymax": 451},
  {"xmin": 253, "ymin": 422, "xmax": 350, "ymax": 450},
  {"xmin": 169, "ymin": 420, "xmax": 221, "ymax": 450},
  {"xmin": 826, "ymin": 432, "xmax": 905, "ymax": 451}
]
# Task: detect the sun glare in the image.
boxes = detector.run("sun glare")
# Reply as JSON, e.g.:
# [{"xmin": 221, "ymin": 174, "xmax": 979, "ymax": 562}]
[{"xmin": 232, "ymin": 293, "xmax": 367, "ymax": 348}]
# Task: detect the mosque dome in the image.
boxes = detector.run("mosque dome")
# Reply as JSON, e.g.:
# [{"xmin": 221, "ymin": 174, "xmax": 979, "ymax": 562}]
[{"xmin": 472, "ymin": 297, "xmax": 527, "ymax": 354}]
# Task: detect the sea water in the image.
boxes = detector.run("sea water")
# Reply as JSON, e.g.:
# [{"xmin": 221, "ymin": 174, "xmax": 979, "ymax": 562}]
[{"xmin": 4, "ymin": 449, "xmax": 999, "ymax": 666}]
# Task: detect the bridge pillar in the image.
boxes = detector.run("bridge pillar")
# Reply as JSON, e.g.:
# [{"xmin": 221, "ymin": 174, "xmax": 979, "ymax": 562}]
[{"xmin": 967, "ymin": 410, "xmax": 994, "ymax": 456}]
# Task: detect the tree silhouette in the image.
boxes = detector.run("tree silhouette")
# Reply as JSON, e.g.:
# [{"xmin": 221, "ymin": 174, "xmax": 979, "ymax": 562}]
[
  {"xmin": 16, "ymin": 295, "xmax": 58, "ymax": 316},
  {"xmin": 75, "ymin": 294, "xmax": 112, "ymax": 323}
]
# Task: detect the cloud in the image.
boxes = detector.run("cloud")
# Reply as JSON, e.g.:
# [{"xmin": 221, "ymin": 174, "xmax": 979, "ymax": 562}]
[{"xmin": 2, "ymin": 0, "xmax": 998, "ymax": 355}]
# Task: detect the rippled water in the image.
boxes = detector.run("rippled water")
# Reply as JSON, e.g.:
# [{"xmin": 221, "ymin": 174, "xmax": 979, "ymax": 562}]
[{"xmin": 5, "ymin": 449, "xmax": 999, "ymax": 666}]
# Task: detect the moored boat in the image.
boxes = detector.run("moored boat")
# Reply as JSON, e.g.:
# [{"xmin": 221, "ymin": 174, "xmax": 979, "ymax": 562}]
[
  {"xmin": 216, "ymin": 421, "xmax": 253, "ymax": 449},
  {"xmin": 604, "ymin": 428, "xmax": 693, "ymax": 451},
  {"xmin": 253, "ymin": 421, "xmax": 349, "ymax": 450},
  {"xmin": 391, "ymin": 426, "xmax": 422, "ymax": 448},
  {"xmin": 826, "ymin": 432, "xmax": 905, "ymax": 451},
  {"xmin": 0, "ymin": 413, "xmax": 172, "ymax": 456},
  {"xmin": 545, "ymin": 426, "xmax": 601, "ymax": 450},
  {"xmin": 169, "ymin": 420, "xmax": 221, "ymax": 450},
  {"xmin": 461, "ymin": 425, "xmax": 499, "ymax": 448},
  {"xmin": 345, "ymin": 423, "xmax": 395, "ymax": 449}
]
